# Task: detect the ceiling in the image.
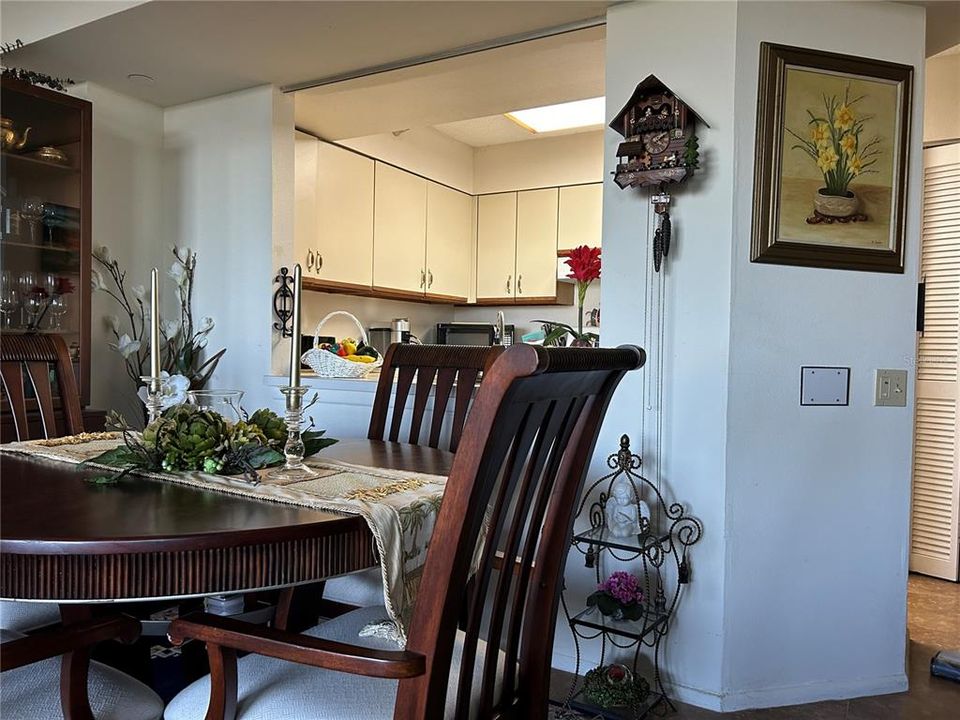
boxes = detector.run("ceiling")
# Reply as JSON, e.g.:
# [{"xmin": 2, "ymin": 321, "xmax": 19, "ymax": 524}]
[
  {"xmin": 294, "ymin": 26, "xmax": 605, "ymax": 142},
  {"xmin": 1, "ymin": 0, "xmax": 609, "ymax": 108}
]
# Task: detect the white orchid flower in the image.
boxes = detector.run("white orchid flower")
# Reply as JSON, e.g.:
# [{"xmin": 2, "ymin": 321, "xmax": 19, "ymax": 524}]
[
  {"xmin": 104, "ymin": 315, "xmax": 121, "ymax": 334},
  {"xmin": 162, "ymin": 319, "xmax": 181, "ymax": 338},
  {"xmin": 90, "ymin": 268, "xmax": 107, "ymax": 291},
  {"xmin": 131, "ymin": 284, "xmax": 146, "ymax": 301},
  {"xmin": 138, "ymin": 371, "xmax": 191, "ymax": 410},
  {"xmin": 197, "ymin": 316, "xmax": 215, "ymax": 333},
  {"xmin": 174, "ymin": 246, "xmax": 192, "ymax": 264},
  {"xmin": 109, "ymin": 333, "xmax": 141, "ymax": 359},
  {"xmin": 168, "ymin": 262, "xmax": 188, "ymax": 287},
  {"xmin": 92, "ymin": 245, "xmax": 113, "ymax": 264}
]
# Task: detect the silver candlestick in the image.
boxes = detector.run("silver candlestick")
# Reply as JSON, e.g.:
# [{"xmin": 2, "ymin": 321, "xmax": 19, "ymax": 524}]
[
  {"xmin": 140, "ymin": 375, "xmax": 163, "ymax": 424},
  {"xmin": 267, "ymin": 386, "xmax": 317, "ymax": 481}
]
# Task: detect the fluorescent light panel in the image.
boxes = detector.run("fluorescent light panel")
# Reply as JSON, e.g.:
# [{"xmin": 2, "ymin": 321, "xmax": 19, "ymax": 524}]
[{"xmin": 505, "ymin": 97, "xmax": 605, "ymax": 133}]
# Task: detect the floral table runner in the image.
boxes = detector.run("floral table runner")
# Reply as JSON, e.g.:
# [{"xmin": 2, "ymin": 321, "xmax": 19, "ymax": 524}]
[{"xmin": 0, "ymin": 433, "xmax": 447, "ymax": 644}]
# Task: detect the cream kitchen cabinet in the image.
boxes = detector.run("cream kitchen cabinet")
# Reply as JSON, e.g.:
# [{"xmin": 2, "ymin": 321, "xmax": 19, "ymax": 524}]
[
  {"xmin": 425, "ymin": 182, "xmax": 473, "ymax": 302},
  {"xmin": 515, "ymin": 188, "xmax": 559, "ymax": 301},
  {"xmin": 476, "ymin": 192, "xmax": 518, "ymax": 302},
  {"xmin": 294, "ymin": 134, "xmax": 375, "ymax": 288},
  {"xmin": 373, "ymin": 162, "xmax": 427, "ymax": 297},
  {"xmin": 558, "ymin": 183, "xmax": 602, "ymax": 251}
]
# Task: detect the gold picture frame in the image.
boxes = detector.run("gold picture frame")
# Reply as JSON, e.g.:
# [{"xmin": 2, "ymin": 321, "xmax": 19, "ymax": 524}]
[{"xmin": 751, "ymin": 43, "xmax": 913, "ymax": 273}]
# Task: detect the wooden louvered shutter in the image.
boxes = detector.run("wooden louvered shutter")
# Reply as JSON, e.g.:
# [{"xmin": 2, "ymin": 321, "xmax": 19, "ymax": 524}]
[{"xmin": 912, "ymin": 143, "xmax": 960, "ymax": 580}]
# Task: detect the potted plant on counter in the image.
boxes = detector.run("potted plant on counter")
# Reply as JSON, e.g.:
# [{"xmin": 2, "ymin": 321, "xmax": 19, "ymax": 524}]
[{"xmin": 536, "ymin": 244, "xmax": 600, "ymax": 347}]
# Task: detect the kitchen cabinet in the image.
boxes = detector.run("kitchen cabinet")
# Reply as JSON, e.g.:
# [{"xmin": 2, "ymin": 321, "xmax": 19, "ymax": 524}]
[
  {"xmin": 373, "ymin": 162, "xmax": 427, "ymax": 297},
  {"xmin": 475, "ymin": 192, "xmax": 517, "ymax": 302},
  {"xmin": 295, "ymin": 134, "xmax": 374, "ymax": 289},
  {"xmin": 425, "ymin": 182, "xmax": 472, "ymax": 302},
  {"xmin": 515, "ymin": 188, "xmax": 559, "ymax": 301},
  {"xmin": 558, "ymin": 183, "xmax": 602, "ymax": 251}
]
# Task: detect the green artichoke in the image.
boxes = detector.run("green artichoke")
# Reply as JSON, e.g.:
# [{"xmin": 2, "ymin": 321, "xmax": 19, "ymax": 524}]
[
  {"xmin": 144, "ymin": 405, "xmax": 229, "ymax": 472},
  {"xmin": 228, "ymin": 420, "xmax": 267, "ymax": 448},
  {"xmin": 248, "ymin": 408, "xmax": 287, "ymax": 445}
]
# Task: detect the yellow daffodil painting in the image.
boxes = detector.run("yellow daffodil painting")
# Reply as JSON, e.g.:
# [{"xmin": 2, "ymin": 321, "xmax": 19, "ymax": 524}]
[
  {"xmin": 752, "ymin": 43, "xmax": 911, "ymax": 271},
  {"xmin": 787, "ymin": 83, "xmax": 882, "ymax": 199}
]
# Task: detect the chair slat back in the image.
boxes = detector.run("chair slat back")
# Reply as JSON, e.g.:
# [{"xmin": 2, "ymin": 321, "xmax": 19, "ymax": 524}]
[
  {"xmin": 396, "ymin": 344, "xmax": 646, "ymax": 720},
  {"xmin": 0, "ymin": 334, "xmax": 83, "ymax": 440},
  {"xmin": 368, "ymin": 344, "xmax": 504, "ymax": 453}
]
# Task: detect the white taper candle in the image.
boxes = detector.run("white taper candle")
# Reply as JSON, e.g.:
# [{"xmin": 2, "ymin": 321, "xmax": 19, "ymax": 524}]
[{"xmin": 150, "ymin": 268, "xmax": 160, "ymax": 387}]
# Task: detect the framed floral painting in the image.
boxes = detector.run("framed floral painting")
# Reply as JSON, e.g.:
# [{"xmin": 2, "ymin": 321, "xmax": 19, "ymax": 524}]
[{"xmin": 751, "ymin": 43, "xmax": 913, "ymax": 272}]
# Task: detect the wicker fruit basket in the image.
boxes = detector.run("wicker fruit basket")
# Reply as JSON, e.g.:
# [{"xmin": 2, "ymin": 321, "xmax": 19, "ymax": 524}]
[{"xmin": 300, "ymin": 311, "xmax": 383, "ymax": 378}]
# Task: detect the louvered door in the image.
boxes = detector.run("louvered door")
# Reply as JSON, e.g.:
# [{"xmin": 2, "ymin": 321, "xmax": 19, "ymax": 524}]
[{"xmin": 912, "ymin": 143, "xmax": 960, "ymax": 580}]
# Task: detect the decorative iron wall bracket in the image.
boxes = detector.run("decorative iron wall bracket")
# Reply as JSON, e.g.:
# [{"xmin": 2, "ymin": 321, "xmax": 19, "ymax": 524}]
[{"xmin": 273, "ymin": 267, "xmax": 294, "ymax": 338}]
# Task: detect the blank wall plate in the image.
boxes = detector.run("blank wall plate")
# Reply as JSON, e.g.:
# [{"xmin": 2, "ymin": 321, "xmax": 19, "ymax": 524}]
[
  {"xmin": 800, "ymin": 367, "xmax": 850, "ymax": 406},
  {"xmin": 875, "ymin": 369, "xmax": 908, "ymax": 407}
]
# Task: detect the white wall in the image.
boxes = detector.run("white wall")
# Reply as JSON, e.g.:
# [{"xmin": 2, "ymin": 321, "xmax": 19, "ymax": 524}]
[
  {"xmin": 69, "ymin": 82, "xmax": 165, "ymax": 421},
  {"xmin": 924, "ymin": 51, "xmax": 960, "ymax": 144},
  {"xmin": 588, "ymin": 0, "xmax": 737, "ymax": 706},
  {"xmin": 592, "ymin": 0, "xmax": 925, "ymax": 711},
  {"xmin": 340, "ymin": 127, "xmax": 475, "ymax": 193},
  {"xmin": 724, "ymin": 1, "xmax": 924, "ymax": 708},
  {"xmin": 474, "ymin": 130, "xmax": 603, "ymax": 193},
  {"xmin": 163, "ymin": 85, "xmax": 292, "ymax": 415}
]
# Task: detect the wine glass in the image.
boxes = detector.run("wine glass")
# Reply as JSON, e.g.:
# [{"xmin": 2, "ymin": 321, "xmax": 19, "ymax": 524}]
[
  {"xmin": 23, "ymin": 290, "xmax": 47, "ymax": 330},
  {"xmin": 0, "ymin": 287, "xmax": 19, "ymax": 329},
  {"xmin": 42, "ymin": 272, "xmax": 58, "ymax": 296},
  {"xmin": 16, "ymin": 271, "xmax": 36, "ymax": 325},
  {"xmin": 20, "ymin": 197, "xmax": 45, "ymax": 245},
  {"xmin": 46, "ymin": 294, "xmax": 67, "ymax": 330}
]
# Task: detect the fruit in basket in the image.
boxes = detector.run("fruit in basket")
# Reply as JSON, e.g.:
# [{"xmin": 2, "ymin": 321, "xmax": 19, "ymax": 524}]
[
  {"xmin": 356, "ymin": 344, "xmax": 379, "ymax": 360},
  {"xmin": 345, "ymin": 354, "xmax": 375, "ymax": 363}
]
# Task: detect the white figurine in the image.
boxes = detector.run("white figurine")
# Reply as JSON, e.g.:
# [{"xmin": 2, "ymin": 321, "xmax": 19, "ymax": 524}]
[{"xmin": 605, "ymin": 476, "xmax": 643, "ymax": 538}]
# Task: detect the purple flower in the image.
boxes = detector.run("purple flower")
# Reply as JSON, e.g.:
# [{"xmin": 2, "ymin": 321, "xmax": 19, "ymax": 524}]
[{"xmin": 597, "ymin": 571, "xmax": 644, "ymax": 605}]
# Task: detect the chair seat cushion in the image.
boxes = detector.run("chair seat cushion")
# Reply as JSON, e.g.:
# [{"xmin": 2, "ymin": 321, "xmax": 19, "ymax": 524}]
[
  {"xmin": 321, "ymin": 568, "xmax": 385, "ymax": 607},
  {"xmin": 0, "ymin": 629, "xmax": 164, "ymax": 720},
  {"xmin": 0, "ymin": 601, "xmax": 61, "ymax": 633},
  {"xmin": 165, "ymin": 605, "xmax": 504, "ymax": 720}
]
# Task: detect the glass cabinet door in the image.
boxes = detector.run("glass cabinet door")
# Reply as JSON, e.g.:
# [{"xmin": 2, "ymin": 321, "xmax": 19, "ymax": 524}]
[{"xmin": 1, "ymin": 77, "xmax": 91, "ymax": 403}]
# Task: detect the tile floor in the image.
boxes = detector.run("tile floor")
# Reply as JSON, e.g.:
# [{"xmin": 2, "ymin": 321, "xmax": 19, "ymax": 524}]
[{"xmin": 552, "ymin": 574, "xmax": 960, "ymax": 719}]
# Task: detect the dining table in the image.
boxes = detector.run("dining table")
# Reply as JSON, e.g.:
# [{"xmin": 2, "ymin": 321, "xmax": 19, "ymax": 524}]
[{"xmin": 0, "ymin": 438, "xmax": 454, "ymax": 720}]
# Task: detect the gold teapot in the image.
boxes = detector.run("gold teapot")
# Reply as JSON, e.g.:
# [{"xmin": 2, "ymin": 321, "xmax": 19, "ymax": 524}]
[{"xmin": 1, "ymin": 117, "xmax": 31, "ymax": 152}]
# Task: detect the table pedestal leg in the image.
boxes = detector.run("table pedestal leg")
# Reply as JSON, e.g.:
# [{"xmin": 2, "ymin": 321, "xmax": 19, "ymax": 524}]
[{"xmin": 58, "ymin": 605, "xmax": 95, "ymax": 720}]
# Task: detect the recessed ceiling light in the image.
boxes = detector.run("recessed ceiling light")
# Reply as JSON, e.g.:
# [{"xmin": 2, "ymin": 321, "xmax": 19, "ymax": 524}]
[
  {"xmin": 126, "ymin": 73, "xmax": 155, "ymax": 85},
  {"xmin": 505, "ymin": 97, "xmax": 605, "ymax": 133}
]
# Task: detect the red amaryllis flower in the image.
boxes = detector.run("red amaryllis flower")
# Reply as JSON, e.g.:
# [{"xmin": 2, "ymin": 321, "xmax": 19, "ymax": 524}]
[
  {"xmin": 564, "ymin": 245, "xmax": 601, "ymax": 283},
  {"xmin": 55, "ymin": 277, "xmax": 76, "ymax": 295}
]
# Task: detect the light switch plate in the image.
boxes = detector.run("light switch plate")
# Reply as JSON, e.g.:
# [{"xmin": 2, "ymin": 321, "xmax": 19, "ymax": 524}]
[
  {"xmin": 875, "ymin": 369, "xmax": 908, "ymax": 407},
  {"xmin": 800, "ymin": 367, "xmax": 850, "ymax": 406}
]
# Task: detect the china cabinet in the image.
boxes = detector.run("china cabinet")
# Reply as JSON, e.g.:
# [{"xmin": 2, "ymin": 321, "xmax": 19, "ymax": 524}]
[{"xmin": 0, "ymin": 76, "xmax": 97, "ymax": 438}]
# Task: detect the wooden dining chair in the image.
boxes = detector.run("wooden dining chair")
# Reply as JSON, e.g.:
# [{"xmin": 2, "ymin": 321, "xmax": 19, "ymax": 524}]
[
  {"xmin": 0, "ymin": 333, "xmax": 84, "ymax": 440},
  {"xmin": 165, "ymin": 344, "xmax": 646, "ymax": 720},
  {"xmin": 0, "ymin": 334, "xmax": 83, "ymax": 635},
  {"xmin": 316, "ymin": 343, "xmax": 505, "ymax": 616},
  {"xmin": 368, "ymin": 343, "xmax": 504, "ymax": 453}
]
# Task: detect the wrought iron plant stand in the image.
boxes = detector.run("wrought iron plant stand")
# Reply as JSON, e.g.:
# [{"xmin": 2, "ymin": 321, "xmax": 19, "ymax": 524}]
[{"xmin": 556, "ymin": 435, "xmax": 702, "ymax": 719}]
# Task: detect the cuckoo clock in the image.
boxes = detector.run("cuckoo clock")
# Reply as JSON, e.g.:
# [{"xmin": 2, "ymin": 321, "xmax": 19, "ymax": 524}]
[{"xmin": 610, "ymin": 75, "xmax": 707, "ymax": 271}]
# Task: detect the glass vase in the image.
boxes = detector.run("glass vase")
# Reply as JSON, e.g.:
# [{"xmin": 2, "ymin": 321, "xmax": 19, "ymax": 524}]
[{"xmin": 187, "ymin": 390, "xmax": 244, "ymax": 423}]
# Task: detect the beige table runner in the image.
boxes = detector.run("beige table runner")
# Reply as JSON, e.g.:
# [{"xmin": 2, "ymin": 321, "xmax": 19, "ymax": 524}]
[{"xmin": 0, "ymin": 433, "xmax": 446, "ymax": 644}]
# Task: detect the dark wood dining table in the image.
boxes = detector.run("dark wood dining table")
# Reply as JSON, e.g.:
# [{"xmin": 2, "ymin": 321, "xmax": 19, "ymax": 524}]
[{"xmin": 0, "ymin": 438, "xmax": 453, "ymax": 719}]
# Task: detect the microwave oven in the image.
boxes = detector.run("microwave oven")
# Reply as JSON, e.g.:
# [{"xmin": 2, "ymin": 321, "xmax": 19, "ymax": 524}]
[{"xmin": 435, "ymin": 322, "xmax": 514, "ymax": 346}]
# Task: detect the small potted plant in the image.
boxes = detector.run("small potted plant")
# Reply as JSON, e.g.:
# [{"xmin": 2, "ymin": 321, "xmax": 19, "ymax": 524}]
[
  {"xmin": 587, "ymin": 571, "xmax": 645, "ymax": 621},
  {"xmin": 582, "ymin": 663, "xmax": 650, "ymax": 712},
  {"xmin": 535, "ymin": 244, "xmax": 600, "ymax": 347}
]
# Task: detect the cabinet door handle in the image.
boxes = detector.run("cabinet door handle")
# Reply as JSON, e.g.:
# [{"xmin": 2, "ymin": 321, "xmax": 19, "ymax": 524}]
[
  {"xmin": 518, "ymin": 274, "xmax": 523, "ymax": 294},
  {"xmin": 428, "ymin": 270, "xmax": 433, "ymax": 289},
  {"xmin": 306, "ymin": 250, "xmax": 314, "ymax": 272},
  {"xmin": 420, "ymin": 269, "xmax": 426, "ymax": 288},
  {"xmin": 316, "ymin": 250, "xmax": 323, "ymax": 271},
  {"xmin": 506, "ymin": 275, "xmax": 512, "ymax": 294}
]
